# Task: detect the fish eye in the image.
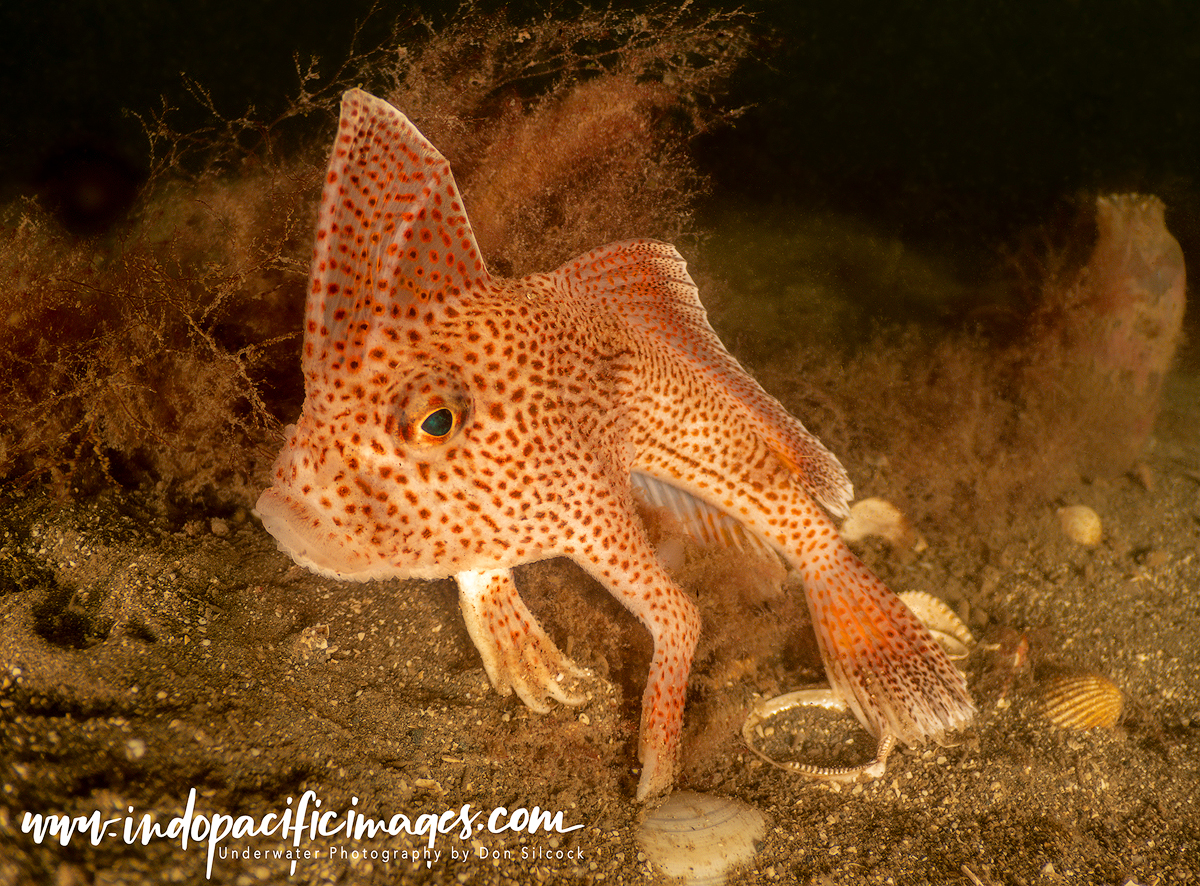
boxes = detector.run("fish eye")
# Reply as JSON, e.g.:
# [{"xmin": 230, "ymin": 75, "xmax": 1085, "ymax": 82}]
[
  {"xmin": 420, "ymin": 408, "xmax": 455, "ymax": 437},
  {"xmin": 389, "ymin": 364, "xmax": 472, "ymax": 449}
]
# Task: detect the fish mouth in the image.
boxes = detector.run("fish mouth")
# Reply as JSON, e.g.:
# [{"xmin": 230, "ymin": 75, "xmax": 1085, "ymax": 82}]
[{"xmin": 254, "ymin": 486, "xmax": 376, "ymax": 582}]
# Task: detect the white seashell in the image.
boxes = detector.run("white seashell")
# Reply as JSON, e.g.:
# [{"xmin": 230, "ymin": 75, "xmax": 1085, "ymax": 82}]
[
  {"xmin": 741, "ymin": 690, "xmax": 894, "ymax": 782},
  {"xmin": 637, "ymin": 792, "xmax": 766, "ymax": 885},
  {"xmin": 1037, "ymin": 673, "xmax": 1123, "ymax": 730},
  {"xmin": 840, "ymin": 497, "xmax": 926, "ymax": 551},
  {"xmin": 739, "ymin": 592, "xmax": 973, "ymax": 783},
  {"xmin": 1057, "ymin": 505, "xmax": 1102, "ymax": 545},
  {"xmin": 899, "ymin": 591, "xmax": 975, "ymax": 660}
]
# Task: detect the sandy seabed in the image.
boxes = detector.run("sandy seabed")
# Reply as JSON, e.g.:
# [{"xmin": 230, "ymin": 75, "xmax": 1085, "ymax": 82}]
[
  {"xmin": 3, "ymin": 3, "xmax": 1199, "ymax": 879},
  {"xmin": 3, "ymin": 345, "xmax": 1199, "ymax": 886}
]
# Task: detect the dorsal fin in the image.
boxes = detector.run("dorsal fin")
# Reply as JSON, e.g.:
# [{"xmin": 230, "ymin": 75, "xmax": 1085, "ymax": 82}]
[
  {"xmin": 555, "ymin": 238, "xmax": 853, "ymax": 518},
  {"xmin": 303, "ymin": 89, "xmax": 489, "ymax": 382}
]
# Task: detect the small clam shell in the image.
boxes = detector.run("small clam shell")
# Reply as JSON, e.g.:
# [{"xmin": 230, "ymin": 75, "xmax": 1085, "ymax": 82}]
[
  {"xmin": 899, "ymin": 591, "xmax": 975, "ymax": 660},
  {"xmin": 1057, "ymin": 505, "xmax": 1102, "ymax": 545},
  {"xmin": 637, "ymin": 792, "xmax": 766, "ymax": 886},
  {"xmin": 841, "ymin": 497, "xmax": 926, "ymax": 551},
  {"xmin": 1037, "ymin": 674, "xmax": 1123, "ymax": 729}
]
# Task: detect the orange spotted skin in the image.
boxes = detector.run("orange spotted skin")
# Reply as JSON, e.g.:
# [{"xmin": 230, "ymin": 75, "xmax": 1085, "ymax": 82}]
[{"xmin": 257, "ymin": 89, "xmax": 974, "ymax": 801}]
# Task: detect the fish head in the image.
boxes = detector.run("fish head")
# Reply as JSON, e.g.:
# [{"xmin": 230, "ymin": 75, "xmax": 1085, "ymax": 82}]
[
  {"xmin": 257, "ymin": 343, "xmax": 483, "ymax": 581},
  {"xmin": 256, "ymin": 88, "xmax": 508, "ymax": 581}
]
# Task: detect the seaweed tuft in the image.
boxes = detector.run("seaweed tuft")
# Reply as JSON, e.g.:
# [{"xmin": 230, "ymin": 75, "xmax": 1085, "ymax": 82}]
[{"xmin": 0, "ymin": 2, "xmax": 751, "ymax": 508}]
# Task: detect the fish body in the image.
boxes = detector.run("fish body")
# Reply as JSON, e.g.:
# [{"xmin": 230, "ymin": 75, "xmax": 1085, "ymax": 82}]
[{"xmin": 257, "ymin": 89, "xmax": 974, "ymax": 800}]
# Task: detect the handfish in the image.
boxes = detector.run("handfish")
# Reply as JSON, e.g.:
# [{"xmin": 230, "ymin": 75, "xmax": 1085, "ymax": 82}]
[{"xmin": 256, "ymin": 89, "xmax": 975, "ymax": 800}]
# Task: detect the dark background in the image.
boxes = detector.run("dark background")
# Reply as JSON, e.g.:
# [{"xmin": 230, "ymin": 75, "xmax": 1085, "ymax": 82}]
[{"xmin": 3, "ymin": 0, "xmax": 1197, "ymax": 264}]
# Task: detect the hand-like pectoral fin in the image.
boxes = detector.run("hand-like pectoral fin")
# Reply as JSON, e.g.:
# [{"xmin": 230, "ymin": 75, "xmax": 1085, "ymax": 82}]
[
  {"xmin": 570, "ymin": 532, "xmax": 701, "ymax": 802},
  {"xmin": 457, "ymin": 568, "xmax": 589, "ymax": 712}
]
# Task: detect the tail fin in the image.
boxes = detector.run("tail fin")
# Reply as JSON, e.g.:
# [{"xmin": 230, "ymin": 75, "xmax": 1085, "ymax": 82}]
[{"xmin": 800, "ymin": 530, "xmax": 975, "ymax": 745}]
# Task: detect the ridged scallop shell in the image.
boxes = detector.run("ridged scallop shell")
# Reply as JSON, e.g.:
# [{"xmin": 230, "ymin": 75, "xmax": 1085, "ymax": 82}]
[
  {"xmin": 637, "ymin": 792, "xmax": 766, "ymax": 886},
  {"xmin": 899, "ymin": 591, "xmax": 975, "ymax": 660},
  {"xmin": 1037, "ymin": 674, "xmax": 1123, "ymax": 729}
]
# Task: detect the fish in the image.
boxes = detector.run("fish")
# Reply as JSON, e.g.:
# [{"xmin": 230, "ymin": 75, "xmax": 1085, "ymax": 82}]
[{"xmin": 255, "ymin": 88, "xmax": 975, "ymax": 801}]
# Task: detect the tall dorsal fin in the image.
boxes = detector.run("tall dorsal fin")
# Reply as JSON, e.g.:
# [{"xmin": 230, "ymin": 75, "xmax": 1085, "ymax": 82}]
[
  {"xmin": 554, "ymin": 238, "xmax": 853, "ymax": 518},
  {"xmin": 303, "ymin": 89, "xmax": 489, "ymax": 382}
]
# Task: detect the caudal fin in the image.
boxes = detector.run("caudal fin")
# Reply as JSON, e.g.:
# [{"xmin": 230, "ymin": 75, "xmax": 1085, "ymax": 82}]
[{"xmin": 800, "ymin": 529, "xmax": 975, "ymax": 746}]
